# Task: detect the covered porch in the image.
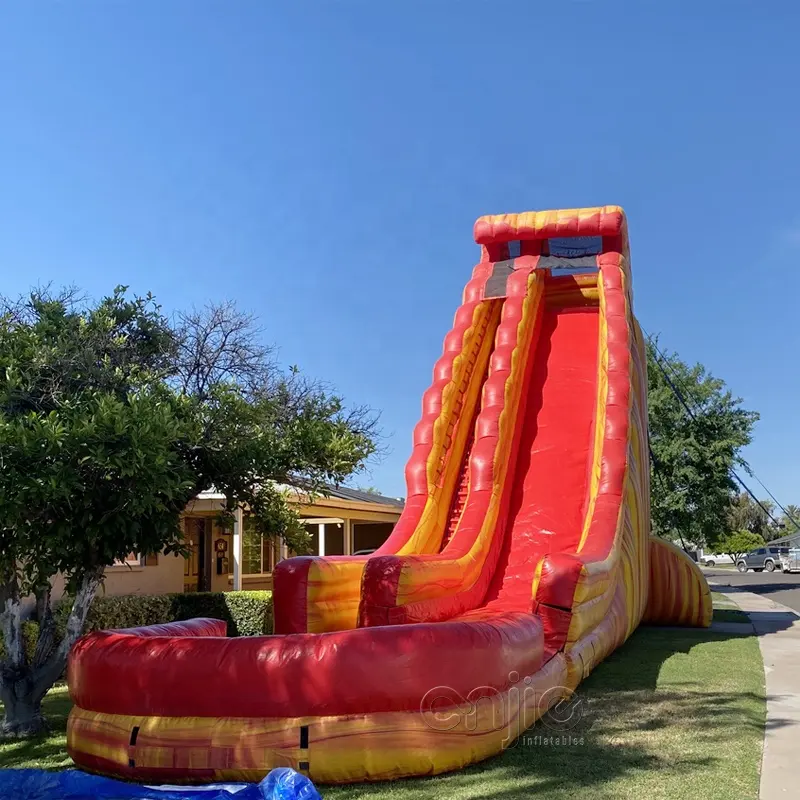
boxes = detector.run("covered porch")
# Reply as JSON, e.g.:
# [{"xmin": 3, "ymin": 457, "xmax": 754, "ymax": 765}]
[{"xmin": 181, "ymin": 487, "xmax": 403, "ymax": 593}]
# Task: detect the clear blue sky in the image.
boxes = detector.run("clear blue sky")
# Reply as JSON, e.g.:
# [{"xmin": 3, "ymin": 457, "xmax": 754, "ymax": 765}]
[{"xmin": 2, "ymin": 3, "xmax": 799, "ymax": 504}]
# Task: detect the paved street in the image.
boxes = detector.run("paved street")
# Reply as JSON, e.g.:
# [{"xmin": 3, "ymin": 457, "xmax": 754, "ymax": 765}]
[{"xmin": 703, "ymin": 566, "xmax": 800, "ymax": 614}]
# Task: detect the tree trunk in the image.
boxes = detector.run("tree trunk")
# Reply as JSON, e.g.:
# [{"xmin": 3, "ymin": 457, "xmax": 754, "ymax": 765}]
[
  {"xmin": 0, "ymin": 566, "xmax": 104, "ymax": 740},
  {"xmin": 0, "ymin": 575, "xmax": 24, "ymax": 671},
  {"xmin": 32, "ymin": 585, "xmax": 56, "ymax": 670},
  {"xmin": 0, "ymin": 678, "xmax": 46, "ymax": 739}
]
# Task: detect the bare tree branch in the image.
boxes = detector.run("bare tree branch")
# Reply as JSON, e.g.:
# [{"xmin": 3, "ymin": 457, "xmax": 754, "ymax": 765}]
[
  {"xmin": 173, "ymin": 301, "xmax": 277, "ymax": 399},
  {"xmin": 0, "ymin": 284, "xmax": 85, "ymax": 324}
]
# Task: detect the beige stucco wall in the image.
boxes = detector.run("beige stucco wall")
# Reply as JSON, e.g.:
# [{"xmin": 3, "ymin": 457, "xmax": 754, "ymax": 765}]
[
  {"xmin": 226, "ymin": 574, "xmax": 274, "ymax": 591},
  {"xmin": 49, "ymin": 552, "xmax": 185, "ymax": 603},
  {"xmin": 43, "ymin": 500, "xmax": 400, "ymax": 605},
  {"xmin": 101, "ymin": 552, "xmax": 185, "ymax": 597}
]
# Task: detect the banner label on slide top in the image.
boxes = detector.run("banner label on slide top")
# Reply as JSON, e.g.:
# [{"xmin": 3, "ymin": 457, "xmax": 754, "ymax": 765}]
[{"xmin": 548, "ymin": 236, "xmax": 602, "ymax": 258}]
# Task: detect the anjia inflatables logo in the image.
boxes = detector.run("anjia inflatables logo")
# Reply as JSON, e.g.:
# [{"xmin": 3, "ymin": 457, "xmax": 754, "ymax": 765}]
[{"xmin": 419, "ymin": 671, "xmax": 588, "ymax": 749}]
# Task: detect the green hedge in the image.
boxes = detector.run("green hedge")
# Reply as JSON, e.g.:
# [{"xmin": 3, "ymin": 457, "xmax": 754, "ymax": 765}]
[
  {"xmin": 1, "ymin": 592, "xmax": 271, "ymax": 665},
  {"xmin": 56, "ymin": 591, "xmax": 272, "ymax": 638},
  {"xmin": 169, "ymin": 592, "xmax": 273, "ymax": 636},
  {"xmin": 0, "ymin": 620, "xmax": 40, "ymax": 663}
]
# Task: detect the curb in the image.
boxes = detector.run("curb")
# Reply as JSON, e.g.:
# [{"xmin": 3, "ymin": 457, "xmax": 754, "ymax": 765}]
[{"xmin": 709, "ymin": 585, "xmax": 800, "ymax": 800}]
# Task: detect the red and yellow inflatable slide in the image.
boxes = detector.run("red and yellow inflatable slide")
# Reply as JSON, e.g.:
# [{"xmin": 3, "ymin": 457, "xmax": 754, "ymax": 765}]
[{"xmin": 67, "ymin": 206, "xmax": 712, "ymax": 784}]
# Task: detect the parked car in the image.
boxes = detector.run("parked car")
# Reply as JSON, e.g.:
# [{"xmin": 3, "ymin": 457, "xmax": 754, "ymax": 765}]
[
  {"xmin": 780, "ymin": 549, "xmax": 800, "ymax": 573},
  {"xmin": 701, "ymin": 553, "xmax": 734, "ymax": 567},
  {"xmin": 735, "ymin": 546, "xmax": 790, "ymax": 573}
]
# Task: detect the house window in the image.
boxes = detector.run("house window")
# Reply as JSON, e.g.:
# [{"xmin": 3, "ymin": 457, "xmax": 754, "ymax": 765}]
[
  {"xmin": 307, "ymin": 522, "xmax": 345, "ymax": 556},
  {"xmin": 114, "ymin": 552, "xmax": 143, "ymax": 567},
  {"xmin": 241, "ymin": 516, "xmax": 277, "ymax": 575}
]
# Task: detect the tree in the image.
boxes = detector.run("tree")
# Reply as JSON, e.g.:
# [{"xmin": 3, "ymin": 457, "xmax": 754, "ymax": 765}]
[
  {"xmin": 716, "ymin": 530, "xmax": 766, "ymax": 563},
  {"xmin": 726, "ymin": 492, "xmax": 781, "ymax": 541},
  {"xmin": 173, "ymin": 300, "xmax": 275, "ymax": 401},
  {"xmin": 778, "ymin": 504, "xmax": 800, "ymax": 538},
  {"xmin": 648, "ymin": 338, "xmax": 759, "ymax": 548},
  {"xmin": 0, "ymin": 287, "xmax": 379, "ymax": 738}
]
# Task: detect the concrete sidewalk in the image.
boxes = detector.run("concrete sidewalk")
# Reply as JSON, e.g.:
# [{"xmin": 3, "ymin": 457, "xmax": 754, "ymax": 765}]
[{"xmin": 710, "ymin": 584, "xmax": 800, "ymax": 800}]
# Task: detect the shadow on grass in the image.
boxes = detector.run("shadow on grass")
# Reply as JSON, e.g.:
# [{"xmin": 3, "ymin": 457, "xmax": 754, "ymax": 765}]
[
  {"xmin": 0, "ymin": 686, "xmax": 72, "ymax": 770},
  {"xmin": 324, "ymin": 627, "xmax": 766, "ymax": 800},
  {"xmin": 717, "ymin": 608, "xmax": 798, "ymax": 637},
  {"xmin": 713, "ymin": 608, "xmax": 750, "ymax": 624}
]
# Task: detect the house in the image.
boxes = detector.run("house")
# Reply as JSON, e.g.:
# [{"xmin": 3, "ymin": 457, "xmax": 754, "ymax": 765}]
[{"xmin": 60, "ymin": 486, "xmax": 404, "ymax": 599}]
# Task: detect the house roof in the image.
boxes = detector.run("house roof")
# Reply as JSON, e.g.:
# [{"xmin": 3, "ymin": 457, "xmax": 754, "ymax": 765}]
[
  {"xmin": 197, "ymin": 482, "xmax": 404, "ymax": 509},
  {"xmin": 766, "ymin": 532, "xmax": 800, "ymax": 547},
  {"xmin": 319, "ymin": 485, "xmax": 404, "ymax": 508}
]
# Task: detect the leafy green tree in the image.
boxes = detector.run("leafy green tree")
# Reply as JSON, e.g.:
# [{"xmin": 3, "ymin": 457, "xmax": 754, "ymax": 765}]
[
  {"xmin": 647, "ymin": 339, "xmax": 759, "ymax": 548},
  {"xmin": 778, "ymin": 504, "xmax": 800, "ymax": 538},
  {"xmin": 726, "ymin": 492, "xmax": 780, "ymax": 541},
  {"xmin": 716, "ymin": 530, "xmax": 766, "ymax": 563},
  {"xmin": 0, "ymin": 288, "xmax": 379, "ymax": 737}
]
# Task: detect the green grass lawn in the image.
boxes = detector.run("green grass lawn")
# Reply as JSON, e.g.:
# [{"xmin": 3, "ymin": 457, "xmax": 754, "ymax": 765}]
[
  {"xmin": 0, "ymin": 602, "xmax": 765, "ymax": 800},
  {"xmin": 0, "ymin": 683, "xmax": 72, "ymax": 770},
  {"xmin": 711, "ymin": 591, "xmax": 751, "ymax": 624}
]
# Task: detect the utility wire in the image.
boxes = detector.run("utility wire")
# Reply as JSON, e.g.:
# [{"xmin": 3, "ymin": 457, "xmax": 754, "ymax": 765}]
[
  {"xmin": 649, "ymin": 336, "xmax": 799, "ymax": 531},
  {"xmin": 647, "ymin": 332, "xmax": 797, "ymax": 531},
  {"xmin": 644, "ymin": 331, "xmax": 795, "ymax": 534},
  {"xmin": 738, "ymin": 463, "xmax": 799, "ymax": 532},
  {"xmin": 647, "ymin": 333, "xmax": 782, "ymax": 527}
]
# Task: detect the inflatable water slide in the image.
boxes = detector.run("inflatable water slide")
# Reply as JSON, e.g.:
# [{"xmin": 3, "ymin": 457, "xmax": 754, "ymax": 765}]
[{"xmin": 67, "ymin": 206, "xmax": 712, "ymax": 784}]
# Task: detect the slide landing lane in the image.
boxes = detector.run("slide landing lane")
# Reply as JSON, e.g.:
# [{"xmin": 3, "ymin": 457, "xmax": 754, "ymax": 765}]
[{"xmin": 482, "ymin": 305, "xmax": 600, "ymax": 612}]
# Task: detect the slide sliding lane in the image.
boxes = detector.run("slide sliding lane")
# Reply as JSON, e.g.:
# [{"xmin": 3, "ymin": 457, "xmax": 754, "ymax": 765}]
[
  {"xmin": 358, "ymin": 268, "xmax": 611, "ymax": 633},
  {"xmin": 531, "ymin": 256, "xmax": 652, "ymax": 680},
  {"xmin": 273, "ymin": 263, "xmax": 503, "ymax": 634},
  {"xmin": 359, "ymin": 260, "xmax": 545, "ymax": 626},
  {"xmin": 482, "ymin": 300, "xmax": 600, "ymax": 620}
]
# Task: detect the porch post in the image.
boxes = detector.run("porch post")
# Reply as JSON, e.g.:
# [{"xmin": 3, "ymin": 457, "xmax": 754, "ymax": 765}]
[
  {"xmin": 233, "ymin": 506, "xmax": 244, "ymax": 591},
  {"xmin": 318, "ymin": 522, "xmax": 326, "ymax": 557},
  {"xmin": 344, "ymin": 519, "xmax": 353, "ymax": 555}
]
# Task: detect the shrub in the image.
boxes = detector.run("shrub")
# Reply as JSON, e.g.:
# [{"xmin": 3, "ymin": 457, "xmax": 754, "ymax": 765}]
[
  {"xmin": 168, "ymin": 591, "xmax": 272, "ymax": 636},
  {"xmin": 55, "ymin": 591, "xmax": 272, "ymax": 638},
  {"xmin": 0, "ymin": 620, "xmax": 40, "ymax": 664}
]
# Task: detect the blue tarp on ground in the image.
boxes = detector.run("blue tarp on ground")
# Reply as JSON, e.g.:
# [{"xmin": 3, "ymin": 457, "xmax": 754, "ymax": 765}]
[{"xmin": 0, "ymin": 767, "xmax": 321, "ymax": 800}]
